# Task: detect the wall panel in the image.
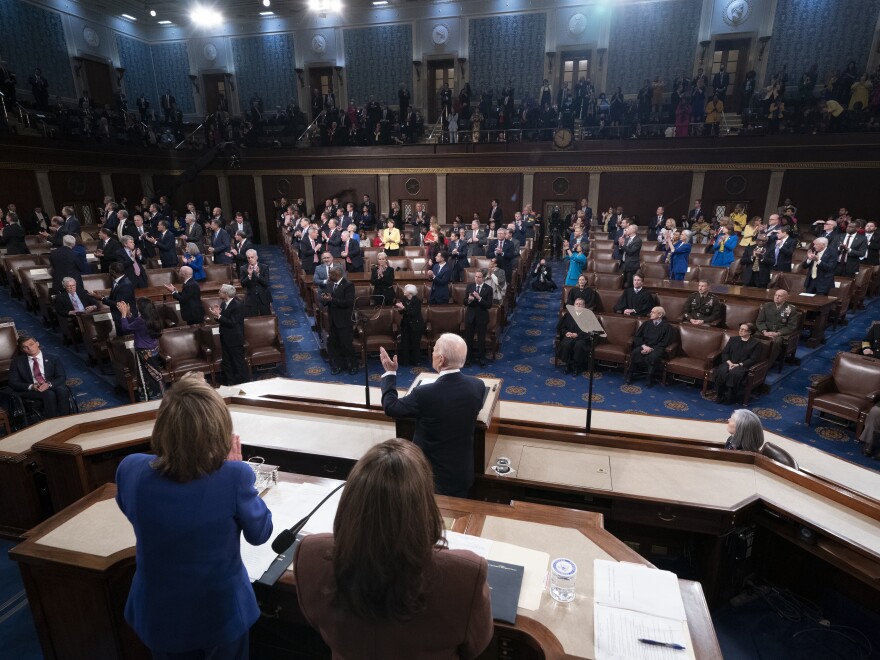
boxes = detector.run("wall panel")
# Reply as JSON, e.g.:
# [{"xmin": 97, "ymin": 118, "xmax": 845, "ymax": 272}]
[
  {"xmin": 151, "ymin": 174, "xmax": 220, "ymax": 217},
  {"xmin": 446, "ymin": 173, "xmax": 523, "ymax": 223},
  {"xmin": 344, "ymin": 25, "xmax": 412, "ymax": 106},
  {"xmin": 701, "ymin": 170, "xmax": 771, "ymax": 221},
  {"xmin": 389, "ymin": 174, "xmax": 437, "ymax": 217},
  {"xmin": 598, "ymin": 172, "xmax": 692, "ymax": 223},
  {"xmin": 228, "ymin": 175, "xmax": 260, "ymax": 242},
  {"xmin": 110, "ymin": 173, "xmax": 144, "ymax": 210},
  {"xmin": 533, "ymin": 173, "xmax": 591, "ymax": 211},
  {"xmin": 312, "ymin": 175, "xmax": 378, "ymax": 216},
  {"xmin": 780, "ymin": 170, "xmax": 880, "ymax": 223},
  {"xmin": 469, "ymin": 14, "xmax": 546, "ymax": 102},
  {"xmin": 0, "ymin": 170, "xmax": 42, "ymax": 216},
  {"xmin": 47, "ymin": 171, "xmax": 104, "ymax": 207}
]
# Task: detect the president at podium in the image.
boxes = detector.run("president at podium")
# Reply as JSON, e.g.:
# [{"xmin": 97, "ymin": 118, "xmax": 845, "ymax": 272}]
[{"xmin": 379, "ymin": 334, "xmax": 486, "ymax": 497}]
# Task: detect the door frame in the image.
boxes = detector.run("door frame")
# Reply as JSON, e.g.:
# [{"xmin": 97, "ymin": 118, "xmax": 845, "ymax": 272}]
[
  {"xmin": 709, "ymin": 36, "xmax": 753, "ymax": 112},
  {"xmin": 200, "ymin": 69, "xmax": 232, "ymax": 116},
  {"xmin": 425, "ymin": 56, "xmax": 456, "ymax": 125},
  {"xmin": 75, "ymin": 54, "xmax": 116, "ymax": 106}
]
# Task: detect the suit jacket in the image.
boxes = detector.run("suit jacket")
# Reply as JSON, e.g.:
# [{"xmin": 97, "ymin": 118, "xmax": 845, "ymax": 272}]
[
  {"xmin": 211, "ymin": 228, "xmax": 233, "ymax": 264},
  {"xmin": 295, "ymin": 534, "xmax": 492, "ymax": 660},
  {"xmin": 1, "ymin": 223, "xmax": 29, "ymax": 254},
  {"xmin": 172, "ymin": 279, "xmax": 203, "ymax": 324},
  {"xmin": 493, "ymin": 239, "xmax": 517, "ymax": 277},
  {"xmin": 342, "ymin": 239, "xmax": 363, "ymax": 271},
  {"xmin": 49, "ymin": 245, "xmax": 90, "ymax": 292},
  {"xmin": 488, "ymin": 206, "xmax": 503, "ymax": 225},
  {"xmin": 325, "ymin": 279, "xmax": 354, "ymax": 329},
  {"xmin": 9, "ymin": 352, "xmax": 68, "ymax": 392},
  {"xmin": 233, "ymin": 239, "xmax": 254, "ymax": 272},
  {"xmin": 300, "ymin": 237, "xmax": 320, "ymax": 273},
  {"xmin": 121, "ymin": 248, "xmax": 148, "ymax": 288},
  {"xmin": 51, "ymin": 215, "xmax": 81, "ymax": 245},
  {"xmin": 54, "ymin": 288, "xmax": 98, "ymax": 317},
  {"xmin": 115, "ymin": 454, "xmax": 272, "ymax": 653},
  {"xmin": 103, "ymin": 211, "xmax": 119, "ymax": 234},
  {"xmin": 381, "ymin": 371, "xmax": 486, "ymax": 495},
  {"xmin": 669, "ymin": 241, "xmax": 691, "ymax": 276},
  {"xmin": 864, "ymin": 232, "xmax": 880, "ymax": 265},
  {"xmin": 840, "ymin": 233, "xmax": 867, "ymax": 276},
  {"xmin": 184, "ymin": 222, "xmax": 204, "ymax": 245},
  {"xmin": 614, "ymin": 288, "xmax": 654, "ymax": 316},
  {"xmin": 429, "ymin": 263, "xmax": 452, "ymax": 304},
  {"xmin": 464, "ymin": 282, "xmax": 492, "ymax": 325},
  {"xmin": 240, "ymin": 263, "xmax": 272, "ymax": 308},
  {"xmin": 155, "ymin": 231, "xmax": 179, "ymax": 267},
  {"xmin": 226, "ymin": 221, "xmax": 253, "ymax": 240},
  {"xmin": 620, "ymin": 235, "xmax": 643, "ymax": 272},
  {"xmin": 98, "ymin": 237, "xmax": 125, "ymax": 273},
  {"xmin": 633, "ymin": 318, "xmax": 672, "ymax": 350},
  {"xmin": 103, "ymin": 276, "xmax": 138, "ymax": 333},
  {"xmin": 768, "ymin": 235, "xmax": 796, "ymax": 271},
  {"xmin": 803, "ymin": 249, "xmax": 837, "ymax": 295},
  {"xmin": 326, "ymin": 229, "xmax": 343, "ymax": 257},
  {"xmin": 218, "ymin": 297, "xmax": 245, "ymax": 346}
]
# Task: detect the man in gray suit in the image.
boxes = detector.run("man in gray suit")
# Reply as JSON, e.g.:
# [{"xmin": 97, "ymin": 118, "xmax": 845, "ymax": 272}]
[
  {"xmin": 465, "ymin": 219, "xmax": 486, "ymax": 257},
  {"xmin": 312, "ymin": 252, "xmax": 336, "ymax": 294}
]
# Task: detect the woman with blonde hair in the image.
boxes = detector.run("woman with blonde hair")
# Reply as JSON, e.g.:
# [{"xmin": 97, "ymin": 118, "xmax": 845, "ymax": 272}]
[
  {"xmin": 182, "ymin": 241, "xmax": 206, "ymax": 281},
  {"xmin": 371, "ymin": 251, "xmax": 396, "ymax": 306},
  {"xmin": 295, "ymin": 439, "xmax": 493, "ymax": 658},
  {"xmin": 116, "ymin": 373, "xmax": 272, "ymax": 659},
  {"xmin": 382, "ymin": 218, "xmax": 401, "ymax": 256}
]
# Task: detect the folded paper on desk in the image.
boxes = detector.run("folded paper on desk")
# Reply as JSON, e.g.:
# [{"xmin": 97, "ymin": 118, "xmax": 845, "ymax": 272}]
[
  {"xmin": 593, "ymin": 560, "xmax": 695, "ymax": 660},
  {"xmin": 240, "ymin": 481, "xmax": 345, "ymax": 582},
  {"xmin": 445, "ymin": 530, "xmax": 547, "ymax": 611}
]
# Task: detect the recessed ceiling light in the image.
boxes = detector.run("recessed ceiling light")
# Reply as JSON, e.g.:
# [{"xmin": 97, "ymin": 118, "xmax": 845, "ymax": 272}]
[
  {"xmin": 190, "ymin": 5, "xmax": 223, "ymax": 27},
  {"xmin": 149, "ymin": 7, "xmax": 157, "ymax": 17},
  {"xmin": 158, "ymin": 20, "xmax": 172, "ymax": 24},
  {"xmin": 372, "ymin": 1, "xmax": 388, "ymax": 5},
  {"xmin": 262, "ymin": 0, "xmax": 271, "ymax": 6},
  {"xmin": 259, "ymin": 10, "xmax": 274, "ymax": 15},
  {"xmin": 121, "ymin": 13, "xmax": 137, "ymax": 21}
]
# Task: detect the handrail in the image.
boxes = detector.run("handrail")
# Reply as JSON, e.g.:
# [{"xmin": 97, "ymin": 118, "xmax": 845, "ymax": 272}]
[
  {"xmin": 426, "ymin": 118, "xmax": 444, "ymax": 143},
  {"xmin": 174, "ymin": 122, "xmax": 204, "ymax": 150},
  {"xmin": 297, "ymin": 110, "xmax": 325, "ymax": 142}
]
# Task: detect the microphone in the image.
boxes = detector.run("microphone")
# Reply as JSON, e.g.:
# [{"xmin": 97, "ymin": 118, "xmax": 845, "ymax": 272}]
[{"xmin": 270, "ymin": 482, "xmax": 345, "ymax": 553}]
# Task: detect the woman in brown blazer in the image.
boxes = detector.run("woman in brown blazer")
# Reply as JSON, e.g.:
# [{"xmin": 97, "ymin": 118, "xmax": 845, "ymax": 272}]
[{"xmin": 295, "ymin": 439, "xmax": 493, "ymax": 659}]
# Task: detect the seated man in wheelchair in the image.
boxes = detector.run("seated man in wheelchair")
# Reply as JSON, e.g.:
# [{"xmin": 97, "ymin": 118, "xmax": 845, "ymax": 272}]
[{"xmin": 8, "ymin": 334, "xmax": 72, "ymax": 419}]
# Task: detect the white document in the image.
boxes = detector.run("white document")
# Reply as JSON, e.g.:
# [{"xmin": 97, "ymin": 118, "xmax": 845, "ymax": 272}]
[
  {"xmin": 594, "ymin": 604, "xmax": 694, "ymax": 660},
  {"xmin": 239, "ymin": 481, "xmax": 344, "ymax": 582},
  {"xmin": 488, "ymin": 541, "xmax": 549, "ymax": 611},
  {"xmin": 444, "ymin": 530, "xmax": 494, "ymax": 558},
  {"xmin": 798, "ymin": 292, "xmax": 816, "ymax": 297},
  {"xmin": 594, "ymin": 560, "xmax": 686, "ymax": 620}
]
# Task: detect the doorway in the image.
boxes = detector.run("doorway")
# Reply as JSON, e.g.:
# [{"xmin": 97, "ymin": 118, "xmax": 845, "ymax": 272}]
[
  {"xmin": 427, "ymin": 59, "xmax": 454, "ymax": 124},
  {"xmin": 710, "ymin": 39, "xmax": 750, "ymax": 112},
  {"xmin": 81, "ymin": 59, "xmax": 114, "ymax": 107},
  {"xmin": 202, "ymin": 73, "xmax": 229, "ymax": 114},
  {"xmin": 559, "ymin": 50, "xmax": 590, "ymax": 103},
  {"xmin": 309, "ymin": 66, "xmax": 334, "ymax": 117}
]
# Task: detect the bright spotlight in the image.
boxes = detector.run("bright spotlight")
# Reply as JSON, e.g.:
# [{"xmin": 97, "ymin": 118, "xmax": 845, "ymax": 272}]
[
  {"xmin": 308, "ymin": 0, "xmax": 342, "ymax": 12},
  {"xmin": 262, "ymin": 0, "xmax": 271, "ymax": 6},
  {"xmin": 190, "ymin": 5, "xmax": 223, "ymax": 27},
  {"xmin": 149, "ymin": 7, "xmax": 157, "ymax": 17}
]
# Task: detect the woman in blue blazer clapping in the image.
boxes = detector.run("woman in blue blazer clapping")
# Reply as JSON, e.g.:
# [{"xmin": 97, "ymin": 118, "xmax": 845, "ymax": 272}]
[
  {"xmin": 116, "ymin": 372, "xmax": 272, "ymax": 658},
  {"xmin": 711, "ymin": 225, "xmax": 738, "ymax": 268}
]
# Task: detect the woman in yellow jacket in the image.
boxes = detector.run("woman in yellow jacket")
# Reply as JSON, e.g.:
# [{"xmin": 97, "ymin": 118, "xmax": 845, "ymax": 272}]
[
  {"xmin": 704, "ymin": 93, "xmax": 724, "ymax": 136},
  {"xmin": 382, "ymin": 218, "xmax": 401, "ymax": 256},
  {"xmin": 740, "ymin": 216, "xmax": 763, "ymax": 247},
  {"xmin": 730, "ymin": 204, "xmax": 748, "ymax": 235}
]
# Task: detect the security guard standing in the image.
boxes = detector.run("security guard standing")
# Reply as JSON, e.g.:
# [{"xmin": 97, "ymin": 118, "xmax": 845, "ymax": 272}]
[{"xmin": 682, "ymin": 280, "xmax": 723, "ymax": 326}]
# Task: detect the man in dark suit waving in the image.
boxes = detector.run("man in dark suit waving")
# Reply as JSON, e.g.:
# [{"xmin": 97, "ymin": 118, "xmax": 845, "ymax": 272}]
[
  {"xmin": 619, "ymin": 224, "xmax": 642, "ymax": 287},
  {"xmin": 379, "ymin": 334, "xmax": 486, "ymax": 497},
  {"xmin": 8, "ymin": 335, "xmax": 72, "ymax": 418},
  {"xmin": 464, "ymin": 269, "xmax": 493, "ymax": 367},
  {"xmin": 210, "ymin": 284, "xmax": 248, "ymax": 385},
  {"xmin": 165, "ymin": 266, "xmax": 203, "ymax": 325}
]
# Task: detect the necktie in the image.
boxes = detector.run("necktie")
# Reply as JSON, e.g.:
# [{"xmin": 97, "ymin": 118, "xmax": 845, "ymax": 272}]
[
  {"xmin": 220, "ymin": 301, "xmax": 227, "ymax": 312},
  {"xmin": 32, "ymin": 358, "xmax": 45, "ymax": 385},
  {"xmin": 128, "ymin": 250, "xmax": 141, "ymax": 276},
  {"xmin": 70, "ymin": 292, "xmax": 83, "ymax": 312}
]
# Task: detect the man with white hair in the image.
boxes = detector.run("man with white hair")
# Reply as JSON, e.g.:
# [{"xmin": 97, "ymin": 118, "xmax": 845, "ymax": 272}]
[
  {"xmin": 210, "ymin": 284, "xmax": 248, "ymax": 385},
  {"xmin": 240, "ymin": 249, "xmax": 272, "ymax": 317},
  {"xmin": 802, "ymin": 237, "xmax": 836, "ymax": 295},
  {"xmin": 379, "ymin": 334, "xmax": 486, "ymax": 497},
  {"xmin": 49, "ymin": 233, "xmax": 90, "ymax": 293},
  {"xmin": 625, "ymin": 306, "xmax": 671, "ymax": 387}
]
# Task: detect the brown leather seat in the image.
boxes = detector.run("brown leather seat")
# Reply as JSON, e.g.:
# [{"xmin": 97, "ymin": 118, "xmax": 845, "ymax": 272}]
[
  {"xmin": 640, "ymin": 262, "xmax": 668, "ymax": 280},
  {"xmin": 82, "ymin": 274, "xmax": 112, "ymax": 296},
  {"xmin": 592, "ymin": 240, "xmax": 614, "ymax": 251},
  {"xmin": 722, "ymin": 300, "xmax": 760, "ymax": 329},
  {"xmin": 663, "ymin": 325, "xmax": 725, "ymax": 392},
  {"xmin": 806, "ymin": 353, "xmax": 880, "ymax": 438},
  {"xmin": 4, "ymin": 255, "xmax": 43, "ymax": 298},
  {"xmin": 352, "ymin": 308, "xmax": 399, "ymax": 364},
  {"xmin": 387, "ymin": 256, "xmax": 413, "ymax": 272},
  {"xmin": 18, "ymin": 266, "xmax": 52, "ymax": 313},
  {"xmin": 245, "ymin": 315, "xmax": 286, "ymax": 375},
  {"xmin": 654, "ymin": 294, "xmax": 687, "ymax": 324},
  {"xmin": 108, "ymin": 337, "xmax": 139, "ymax": 403},
  {"xmin": 593, "ymin": 273, "xmax": 623, "ymax": 290},
  {"xmin": 354, "ymin": 283, "xmax": 374, "ymax": 308},
  {"xmin": 159, "ymin": 326, "xmax": 215, "ymax": 385},
  {"xmin": 591, "ymin": 260, "xmax": 620, "ymax": 274},
  {"xmin": 403, "ymin": 246, "xmax": 423, "ymax": 258},
  {"xmin": 145, "ymin": 268, "xmax": 178, "ymax": 289},
  {"xmin": 485, "ymin": 306, "xmax": 503, "ymax": 359},
  {"xmin": 779, "ymin": 272, "xmax": 804, "ymax": 295},
  {"xmin": 639, "ymin": 252, "xmax": 666, "ymax": 264},
  {"xmin": 689, "ymin": 252, "xmax": 713, "ymax": 267},
  {"xmin": 471, "ymin": 257, "xmax": 492, "ymax": 271},
  {"xmin": 593, "ymin": 313, "xmax": 638, "ymax": 370},
  {"xmin": 760, "ymin": 442, "xmax": 798, "ymax": 469},
  {"xmin": 595, "ymin": 288, "xmax": 622, "ymax": 314},
  {"xmin": 76, "ymin": 310, "xmax": 116, "ymax": 365},
  {"xmin": 696, "ymin": 266, "xmax": 729, "ymax": 285},
  {"xmin": 451, "ymin": 282, "xmax": 469, "ymax": 305},
  {"xmin": 158, "ymin": 301, "xmax": 187, "ymax": 329},
  {"xmin": 713, "ymin": 331, "xmax": 772, "ymax": 405},
  {"xmin": 0, "ymin": 324, "xmax": 18, "ymax": 387},
  {"xmin": 203, "ymin": 263, "xmax": 235, "ymax": 283},
  {"xmin": 35, "ymin": 281, "xmax": 57, "ymax": 329},
  {"xmin": 425, "ymin": 306, "xmax": 463, "ymax": 351}
]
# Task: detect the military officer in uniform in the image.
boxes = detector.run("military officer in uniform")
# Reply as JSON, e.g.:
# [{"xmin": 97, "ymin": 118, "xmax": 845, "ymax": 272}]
[
  {"xmin": 682, "ymin": 280, "xmax": 723, "ymax": 326},
  {"xmin": 756, "ymin": 289, "xmax": 799, "ymax": 365}
]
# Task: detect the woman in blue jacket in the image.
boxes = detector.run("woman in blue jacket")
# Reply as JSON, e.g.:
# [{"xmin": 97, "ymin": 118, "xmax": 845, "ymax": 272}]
[
  {"xmin": 564, "ymin": 240, "xmax": 587, "ymax": 286},
  {"xmin": 711, "ymin": 225, "xmax": 738, "ymax": 267},
  {"xmin": 116, "ymin": 372, "xmax": 272, "ymax": 658}
]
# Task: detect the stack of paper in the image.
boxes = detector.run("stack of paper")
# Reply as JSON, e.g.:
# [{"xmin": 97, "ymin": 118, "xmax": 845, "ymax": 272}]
[{"xmin": 593, "ymin": 560, "xmax": 695, "ymax": 660}]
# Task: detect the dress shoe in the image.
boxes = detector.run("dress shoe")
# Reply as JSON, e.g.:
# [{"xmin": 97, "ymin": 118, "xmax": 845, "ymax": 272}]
[
  {"xmin": 623, "ymin": 375, "xmax": 632, "ymax": 385},
  {"xmin": 330, "ymin": 367, "xmax": 342, "ymax": 375}
]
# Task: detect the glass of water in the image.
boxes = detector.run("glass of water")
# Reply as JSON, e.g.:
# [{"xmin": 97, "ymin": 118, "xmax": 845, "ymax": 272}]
[{"xmin": 550, "ymin": 558, "xmax": 577, "ymax": 602}]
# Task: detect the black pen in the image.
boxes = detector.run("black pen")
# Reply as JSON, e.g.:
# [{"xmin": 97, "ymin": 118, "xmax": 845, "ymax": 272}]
[{"xmin": 638, "ymin": 638, "xmax": 686, "ymax": 650}]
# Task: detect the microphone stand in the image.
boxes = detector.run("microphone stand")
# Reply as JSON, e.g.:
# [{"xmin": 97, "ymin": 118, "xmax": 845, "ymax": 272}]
[
  {"xmin": 585, "ymin": 330, "xmax": 604, "ymax": 433},
  {"xmin": 353, "ymin": 294, "xmax": 386, "ymax": 407}
]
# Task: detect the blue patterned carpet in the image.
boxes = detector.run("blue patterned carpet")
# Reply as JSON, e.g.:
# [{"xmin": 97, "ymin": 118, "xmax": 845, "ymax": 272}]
[{"xmin": 2, "ymin": 244, "xmax": 877, "ymax": 471}]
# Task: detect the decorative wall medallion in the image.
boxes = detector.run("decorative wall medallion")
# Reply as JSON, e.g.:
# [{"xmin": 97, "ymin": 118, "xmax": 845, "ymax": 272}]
[
  {"xmin": 203, "ymin": 43, "xmax": 218, "ymax": 62},
  {"xmin": 277, "ymin": 178, "xmax": 291, "ymax": 195},
  {"xmin": 311, "ymin": 34, "xmax": 327, "ymax": 55},
  {"xmin": 431, "ymin": 24, "xmax": 449, "ymax": 46},
  {"xmin": 552, "ymin": 177, "xmax": 570, "ymax": 195},
  {"xmin": 405, "ymin": 178, "xmax": 421, "ymax": 195},
  {"xmin": 722, "ymin": 0, "xmax": 751, "ymax": 27},
  {"xmin": 82, "ymin": 26, "xmax": 100, "ymax": 48},
  {"xmin": 568, "ymin": 13, "xmax": 587, "ymax": 36},
  {"xmin": 724, "ymin": 175, "xmax": 747, "ymax": 196},
  {"xmin": 68, "ymin": 175, "xmax": 87, "ymax": 197}
]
